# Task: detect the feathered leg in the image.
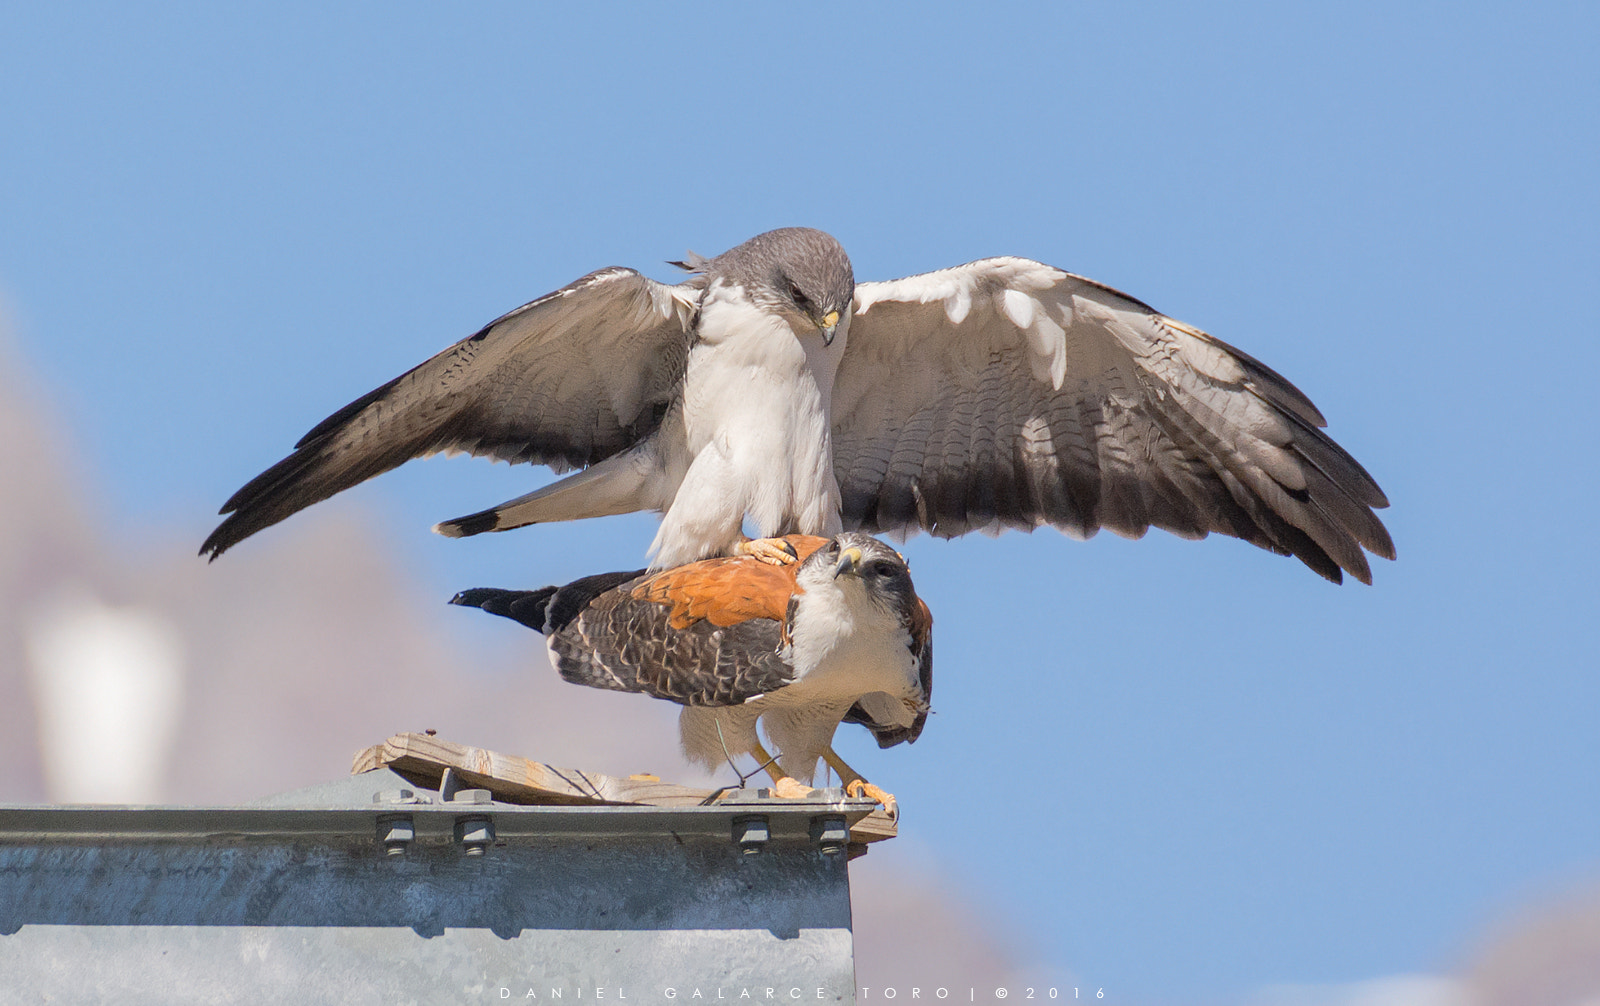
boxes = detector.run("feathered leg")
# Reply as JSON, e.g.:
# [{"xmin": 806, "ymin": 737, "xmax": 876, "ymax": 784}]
[{"xmin": 751, "ymin": 739, "xmax": 813, "ymax": 798}]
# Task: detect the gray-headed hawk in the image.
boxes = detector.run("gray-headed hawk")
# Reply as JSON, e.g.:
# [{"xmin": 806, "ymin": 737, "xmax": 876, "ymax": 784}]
[{"xmin": 202, "ymin": 228, "xmax": 1393, "ymax": 582}]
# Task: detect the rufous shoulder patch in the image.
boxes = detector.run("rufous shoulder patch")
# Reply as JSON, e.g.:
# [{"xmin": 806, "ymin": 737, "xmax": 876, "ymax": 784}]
[{"xmin": 631, "ymin": 534, "xmax": 829, "ymax": 630}]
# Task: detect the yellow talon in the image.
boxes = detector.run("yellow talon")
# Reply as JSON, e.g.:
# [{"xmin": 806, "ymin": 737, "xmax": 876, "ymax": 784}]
[
  {"xmin": 771, "ymin": 776, "xmax": 815, "ymax": 799},
  {"xmin": 737, "ymin": 536, "xmax": 800, "ymax": 566},
  {"xmin": 846, "ymin": 779, "xmax": 898, "ymax": 819}
]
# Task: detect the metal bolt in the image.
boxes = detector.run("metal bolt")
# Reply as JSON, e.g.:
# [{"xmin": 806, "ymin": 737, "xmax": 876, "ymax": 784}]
[
  {"xmin": 733, "ymin": 815, "xmax": 770, "ymax": 855},
  {"xmin": 376, "ymin": 814, "xmax": 414, "ymax": 856},
  {"xmin": 455, "ymin": 815, "xmax": 495, "ymax": 856},
  {"xmin": 810, "ymin": 815, "xmax": 849, "ymax": 857},
  {"xmin": 450, "ymin": 788, "xmax": 493, "ymax": 805}
]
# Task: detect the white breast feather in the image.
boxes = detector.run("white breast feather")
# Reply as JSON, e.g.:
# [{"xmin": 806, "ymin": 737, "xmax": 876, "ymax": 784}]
[
  {"xmin": 648, "ymin": 281, "xmax": 846, "ymax": 566},
  {"xmin": 785, "ymin": 578, "xmax": 918, "ymax": 706}
]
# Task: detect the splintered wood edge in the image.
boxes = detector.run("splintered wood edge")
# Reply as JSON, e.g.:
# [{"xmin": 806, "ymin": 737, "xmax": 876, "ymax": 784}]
[
  {"xmin": 847, "ymin": 808, "xmax": 898, "ymax": 842},
  {"xmin": 353, "ymin": 732, "xmax": 896, "ymax": 843},
  {"xmin": 351, "ymin": 743, "xmax": 385, "ymax": 776}
]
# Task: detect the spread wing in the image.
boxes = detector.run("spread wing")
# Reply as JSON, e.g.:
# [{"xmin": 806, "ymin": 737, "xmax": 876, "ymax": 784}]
[
  {"xmin": 834, "ymin": 259, "xmax": 1394, "ymax": 584},
  {"xmin": 201, "ymin": 267, "xmax": 700, "ymax": 558}
]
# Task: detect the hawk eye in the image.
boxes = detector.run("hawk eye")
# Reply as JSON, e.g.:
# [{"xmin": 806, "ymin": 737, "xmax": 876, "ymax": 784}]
[
  {"xmin": 868, "ymin": 560, "xmax": 898, "ymax": 577},
  {"xmin": 788, "ymin": 282, "xmax": 811, "ymax": 308}
]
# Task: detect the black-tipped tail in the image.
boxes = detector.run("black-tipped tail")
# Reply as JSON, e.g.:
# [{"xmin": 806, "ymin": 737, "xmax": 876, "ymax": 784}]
[
  {"xmin": 450, "ymin": 587, "xmax": 558, "ymax": 633},
  {"xmin": 450, "ymin": 568, "xmax": 645, "ymax": 635}
]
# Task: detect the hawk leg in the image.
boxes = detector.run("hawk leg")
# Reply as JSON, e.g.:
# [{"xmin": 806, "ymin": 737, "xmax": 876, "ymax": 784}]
[
  {"xmin": 822, "ymin": 745, "xmax": 897, "ymax": 819},
  {"xmin": 736, "ymin": 536, "xmax": 800, "ymax": 566},
  {"xmin": 750, "ymin": 739, "xmax": 815, "ymax": 799},
  {"xmin": 770, "ymin": 776, "xmax": 816, "ymax": 799}
]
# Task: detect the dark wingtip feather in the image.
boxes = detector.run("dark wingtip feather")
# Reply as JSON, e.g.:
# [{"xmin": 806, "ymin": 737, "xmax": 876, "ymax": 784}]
[
  {"xmin": 203, "ymin": 417, "xmax": 415, "ymax": 559},
  {"xmin": 293, "ymin": 373, "xmax": 405, "ymax": 450},
  {"xmin": 542, "ymin": 570, "xmax": 647, "ymax": 630},
  {"xmin": 199, "ymin": 510, "xmax": 262, "ymax": 560}
]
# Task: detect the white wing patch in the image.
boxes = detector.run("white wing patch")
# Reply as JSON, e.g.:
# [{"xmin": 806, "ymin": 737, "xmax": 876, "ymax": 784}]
[
  {"xmin": 945, "ymin": 283, "xmax": 972, "ymax": 325},
  {"xmin": 851, "ymin": 691, "xmax": 916, "ymax": 729},
  {"xmin": 999, "ymin": 290, "xmax": 1069, "ymax": 391},
  {"xmin": 1000, "ymin": 287, "xmax": 1035, "ymax": 329}
]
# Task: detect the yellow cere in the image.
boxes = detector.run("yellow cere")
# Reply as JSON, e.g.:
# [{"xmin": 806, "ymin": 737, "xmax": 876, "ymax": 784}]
[{"xmin": 822, "ymin": 310, "xmax": 840, "ymax": 329}]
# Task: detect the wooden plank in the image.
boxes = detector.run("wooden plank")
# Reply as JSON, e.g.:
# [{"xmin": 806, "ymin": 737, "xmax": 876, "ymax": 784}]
[
  {"xmin": 841, "ymin": 808, "xmax": 897, "ymax": 844},
  {"xmin": 351, "ymin": 732, "xmax": 896, "ymax": 843},
  {"xmin": 360, "ymin": 732, "xmax": 712, "ymax": 806}
]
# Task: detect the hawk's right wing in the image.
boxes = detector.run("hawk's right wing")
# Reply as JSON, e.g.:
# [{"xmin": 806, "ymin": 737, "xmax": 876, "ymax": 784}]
[
  {"xmin": 202, "ymin": 267, "xmax": 699, "ymax": 558},
  {"xmin": 835, "ymin": 259, "xmax": 1394, "ymax": 583}
]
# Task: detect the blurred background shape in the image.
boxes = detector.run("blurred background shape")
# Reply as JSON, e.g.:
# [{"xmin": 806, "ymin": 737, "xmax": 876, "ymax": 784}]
[{"xmin": 25, "ymin": 589, "xmax": 185, "ymax": 804}]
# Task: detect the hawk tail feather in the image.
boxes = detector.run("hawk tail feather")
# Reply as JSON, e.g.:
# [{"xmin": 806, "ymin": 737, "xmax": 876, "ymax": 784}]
[
  {"xmin": 448, "ymin": 587, "xmax": 557, "ymax": 632},
  {"xmin": 451, "ymin": 569, "xmax": 646, "ymax": 634},
  {"xmin": 434, "ymin": 445, "xmax": 663, "ymax": 538}
]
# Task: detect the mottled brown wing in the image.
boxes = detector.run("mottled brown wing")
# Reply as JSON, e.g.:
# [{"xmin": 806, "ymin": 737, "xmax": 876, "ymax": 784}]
[
  {"xmin": 458, "ymin": 536, "xmax": 828, "ymax": 707},
  {"xmin": 551, "ymin": 575, "xmax": 797, "ymax": 707}
]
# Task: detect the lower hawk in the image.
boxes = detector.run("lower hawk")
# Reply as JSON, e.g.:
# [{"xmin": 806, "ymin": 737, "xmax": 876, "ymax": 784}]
[{"xmin": 451, "ymin": 532, "xmax": 932, "ymax": 812}]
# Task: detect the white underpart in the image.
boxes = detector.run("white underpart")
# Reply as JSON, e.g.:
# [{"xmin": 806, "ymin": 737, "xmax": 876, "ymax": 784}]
[
  {"xmin": 648, "ymin": 280, "xmax": 848, "ymax": 567},
  {"xmin": 678, "ymin": 559, "xmax": 920, "ymax": 784}
]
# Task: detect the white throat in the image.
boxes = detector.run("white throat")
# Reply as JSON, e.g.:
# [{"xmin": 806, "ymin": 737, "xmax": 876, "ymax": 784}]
[{"xmin": 787, "ymin": 567, "xmax": 912, "ymax": 695}]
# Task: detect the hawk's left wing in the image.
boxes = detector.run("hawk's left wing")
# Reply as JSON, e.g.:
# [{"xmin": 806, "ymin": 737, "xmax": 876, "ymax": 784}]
[
  {"xmin": 834, "ymin": 259, "xmax": 1394, "ymax": 584},
  {"xmin": 202, "ymin": 267, "xmax": 699, "ymax": 559}
]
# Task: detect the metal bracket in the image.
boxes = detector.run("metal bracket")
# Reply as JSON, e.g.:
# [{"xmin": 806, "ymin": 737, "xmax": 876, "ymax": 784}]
[
  {"xmin": 454, "ymin": 815, "xmax": 495, "ymax": 855},
  {"xmin": 732, "ymin": 815, "xmax": 770, "ymax": 855},
  {"xmin": 809, "ymin": 815, "xmax": 849, "ymax": 857},
  {"xmin": 375, "ymin": 814, "xmax": 414, "ymax": 855}
]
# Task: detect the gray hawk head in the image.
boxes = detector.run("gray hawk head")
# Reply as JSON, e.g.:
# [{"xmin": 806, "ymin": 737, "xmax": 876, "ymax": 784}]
[
  {"xmin": 698, "ymin": 227, "xmax": 856, "ymax": 345},
  {"xmin": 796, "ymin": 531, "xmax": 918, "ymax": 620}
]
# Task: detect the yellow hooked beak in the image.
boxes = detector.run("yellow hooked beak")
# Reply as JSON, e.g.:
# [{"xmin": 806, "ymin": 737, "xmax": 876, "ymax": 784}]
[
  {"xmin": 833, "ymin": 546, "xmax": 863, "ymax": 579},
  {"xmin": 820, "ymin": 310, "xmax": 841, "ymax": 346}
]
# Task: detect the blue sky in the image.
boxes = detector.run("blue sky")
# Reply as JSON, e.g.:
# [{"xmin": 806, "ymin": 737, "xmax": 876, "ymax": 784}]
[{"xmin": 2, "ymin": 3, "xmax": 1596, "ymax": 1001}]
